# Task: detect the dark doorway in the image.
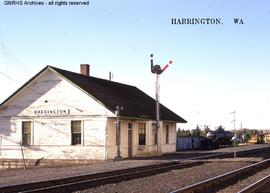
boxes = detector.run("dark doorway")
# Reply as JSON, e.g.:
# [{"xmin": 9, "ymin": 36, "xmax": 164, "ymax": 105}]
[{"xmin": 128, "ymin": 123, "xmax": 133, "ymax": 157}]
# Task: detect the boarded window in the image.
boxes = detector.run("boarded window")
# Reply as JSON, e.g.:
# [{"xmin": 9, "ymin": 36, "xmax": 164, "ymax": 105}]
[
  {"xmin": 71, "ymin": 121, "xmax": 81, "ymax": 145},
  {"xmin": 139, "ymin": 123, "xmax": 146, "ymax": 145},
  {"xmin": 22, "ymin": 121, "xmax": 31, "ymax": 145},
  {"xmin": 166, "ymin": 125, "xmax": 169, "ymax": 144}
]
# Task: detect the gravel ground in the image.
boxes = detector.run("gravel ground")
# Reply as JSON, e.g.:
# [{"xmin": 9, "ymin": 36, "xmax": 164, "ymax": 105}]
[
  {"xmin": 0, "ymin": 160, "xmax": 167, "ymax": 187},
  {"xmin": 76, "ymin": 161, "xmax": 252, "ymax": 193}
]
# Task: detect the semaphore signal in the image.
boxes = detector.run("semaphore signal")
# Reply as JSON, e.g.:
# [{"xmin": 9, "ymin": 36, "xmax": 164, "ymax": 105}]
[
  {"xmin": 150, "ymin": 54, "xmax": 173, "ymax": 74},
  {"xmin": 150, "ymin": 54, "xmax": 173, "ymax": 156}
]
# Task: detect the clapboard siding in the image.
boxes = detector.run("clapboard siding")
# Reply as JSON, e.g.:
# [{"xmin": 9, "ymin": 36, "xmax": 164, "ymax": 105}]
[
  {"xmin": 0, "ymin": 67, "xmax": 180, "ymax": 160},
  {"xmin": 0, "ymin": 70, "xmax": 112, "ymax": 159},
  {"xmin": 0, "ymin": 70, "xmax": 114, "ymax": 118}
]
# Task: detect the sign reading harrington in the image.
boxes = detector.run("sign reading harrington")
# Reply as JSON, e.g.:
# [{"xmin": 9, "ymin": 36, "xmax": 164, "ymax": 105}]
[
  {"xmin": 34, "ymin": 109, "xmax": 71, "ymax": 116},
  {"xmin": 171, "ymin": 18, "xmax": 223, "ymax": 25}
]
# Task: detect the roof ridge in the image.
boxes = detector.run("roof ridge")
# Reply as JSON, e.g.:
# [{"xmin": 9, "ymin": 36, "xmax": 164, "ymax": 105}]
[{"xmin": 48, "ymin": 65, "xmax": 137, "ymax": 89}]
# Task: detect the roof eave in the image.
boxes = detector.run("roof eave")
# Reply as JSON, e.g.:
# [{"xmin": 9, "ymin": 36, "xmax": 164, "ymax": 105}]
[{"xmin": 108, "ymin": 115, "xmax": 187, "ymax": 123}]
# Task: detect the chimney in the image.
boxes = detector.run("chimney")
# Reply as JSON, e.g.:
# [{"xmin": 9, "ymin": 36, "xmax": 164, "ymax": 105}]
[{"xmin": 80, "ymin": 64, "xmax": 90, "ymax": 76}]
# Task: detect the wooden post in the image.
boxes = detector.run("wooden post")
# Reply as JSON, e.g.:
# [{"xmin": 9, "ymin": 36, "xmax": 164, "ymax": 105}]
[{"xmin": 20, "ymin": 141, "xmax": 26, "ymax": 170}]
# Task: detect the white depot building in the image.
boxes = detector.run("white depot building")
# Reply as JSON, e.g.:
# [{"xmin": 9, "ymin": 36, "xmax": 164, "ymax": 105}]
[{"xmin": 0, "ymin": 65, "xmax": 186, "ymax": 160}]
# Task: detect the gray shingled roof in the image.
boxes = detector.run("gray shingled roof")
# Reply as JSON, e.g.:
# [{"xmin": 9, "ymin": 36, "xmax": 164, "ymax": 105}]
[{"xmin": 50, "ymin": 66, "xmax": 187, "ymax": 123}]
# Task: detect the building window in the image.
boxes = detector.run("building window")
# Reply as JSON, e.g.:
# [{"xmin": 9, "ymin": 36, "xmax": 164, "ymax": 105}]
[
  {"xmin": 165, "ymin": 125, "xmax": 169, "ymax": 144},
  {"xmin": 139, "ymin": 123, "xmax": 146, "ymax": 145},
  {"xmin": 71, "ymin": 121, "xmax": 81, "ymax": 145},
  {"xmin": 22, "ymin": 121, "xmax": 31, "ymax": 145},
  {"xmin": 128, "ymin": 122, "xmax": 133, "ymax": 130}
]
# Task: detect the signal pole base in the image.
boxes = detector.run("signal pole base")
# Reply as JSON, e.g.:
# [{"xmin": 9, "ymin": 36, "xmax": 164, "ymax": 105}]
[{"xmin": 113, "ymin": 155, "xmax": 123, "ymax": 161}]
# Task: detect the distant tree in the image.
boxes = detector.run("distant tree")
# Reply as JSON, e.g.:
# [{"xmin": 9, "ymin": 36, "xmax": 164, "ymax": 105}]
[
  {"xmin": 191, "ymin": 126, "xmax": 202, "ymax": 136},
  {"xmin": 250, "ymin": 129, "xmax": 260, "ymax": 135},
  {"xmin": 202, "ymin": 125, "xmax": 211, "ymax": 137},
  {"xmin": 242, "ymin": 133, "xmax": 251, "ymax": 142},
  {"xmin": 236, "ymin": 129, "xmax": 264, "ymax": 143},
  {"xmin": 177, "ymin": 128, "xmax": 192, "ymax": 137},
  {"xmin": 177, "ymin": 128, "xmax": 180, "ymax": 135}
]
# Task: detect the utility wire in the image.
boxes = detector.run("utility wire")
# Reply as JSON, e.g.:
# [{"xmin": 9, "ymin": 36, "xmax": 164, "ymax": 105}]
[
  {"xmin": 0, "ymin": 29, "xmax": 31, "ymax": 81},
  {"xmin": 0, "ymin": 31, "xmax": 85, "ymax": 114},
  {"xmin": 0, "ymin": 71, "xmax": 18, "ymax": 83},
  {"xmin": 0, "ymin": 44, "xmax": 29, "ymax": 74}
]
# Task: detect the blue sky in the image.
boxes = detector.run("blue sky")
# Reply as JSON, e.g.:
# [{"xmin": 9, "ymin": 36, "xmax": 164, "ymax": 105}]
[{"xmin": 0, "ymin": 0, "xmax": 270, "ymax": 130}]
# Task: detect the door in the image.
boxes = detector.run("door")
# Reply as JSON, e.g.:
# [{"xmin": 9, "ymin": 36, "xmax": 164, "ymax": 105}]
[{"xmin": 128, "ymin": 123, "xmax": 133, "ymax": 157}]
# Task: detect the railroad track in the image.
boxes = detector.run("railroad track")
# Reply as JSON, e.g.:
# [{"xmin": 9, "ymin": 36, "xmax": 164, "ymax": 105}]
[
  {"xmin": 237, "ymin": 174, "xmax": 270, "ymax": 193},
  {"xmin": 191, "ymin": 146, "xmax": 270, "ymax": 160},
  {"xmin": 0, "ymin": 161, "xmax": 203, "ymax": 193},
  {"xmin": 170, "ymin": 158, "xmax": 270, "ymax": 193},
  {"xmin": 2, "ymin": 146, "xmax": 270, "ymax": 193}
]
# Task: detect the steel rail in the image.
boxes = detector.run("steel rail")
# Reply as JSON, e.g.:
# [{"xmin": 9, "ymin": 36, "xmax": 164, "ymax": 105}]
[
  {"xmin": 2, "ymin": 146, "xmax": 270, "ymax": 193},
  {"xmin": 188, "ymin": 146, "xmax": 270, "ymax": 161},
  {"xmin": 170, "ymin": 159, "xmax": 270, "ymax": 193},
  {"xmin": 0, "ymin": 161, "xmax": 203, "ymax": 193},
  {"xmin": 237, "ymin": 174, "xmax": 270, "ymax": 193}
]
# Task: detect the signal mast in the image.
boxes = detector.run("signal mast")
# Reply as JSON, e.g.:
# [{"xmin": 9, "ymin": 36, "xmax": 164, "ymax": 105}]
[{"xmin": 150, "ymin": 54, "xmax": 173, "ymax": 156}]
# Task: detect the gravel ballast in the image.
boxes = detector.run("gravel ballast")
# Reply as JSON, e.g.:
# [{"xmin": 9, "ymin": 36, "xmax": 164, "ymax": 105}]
[
  {"xmin": 1, "ymin": 144, "xmax": 269, "ymax": 191},
  {"xmin": 217, "ymin": 166, "xmax": 270, "ymax": 193},
  {"xmin": 77, "ymin": 161, "xmax": 252, "ymax": 193}
]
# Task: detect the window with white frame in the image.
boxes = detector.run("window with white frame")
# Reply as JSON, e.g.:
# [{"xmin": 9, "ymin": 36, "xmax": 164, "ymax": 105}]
[
  {"xmin": 22, "ymin": 121, "xmax": 32, "ymax": 145},
  {"xmin": 71, "ymin": 121, "xmax": 81, "ymax": 145}
]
